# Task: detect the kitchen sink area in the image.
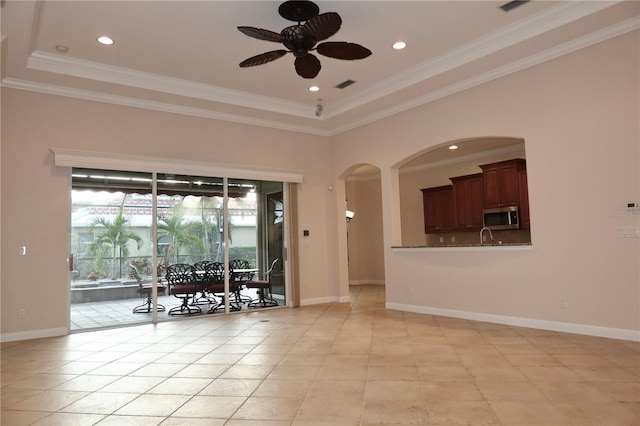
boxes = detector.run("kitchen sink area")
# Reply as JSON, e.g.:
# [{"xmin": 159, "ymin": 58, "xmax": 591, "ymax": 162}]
[{"xmin": 424, "ymin": 228, "xmax": 531, "ymax": 247}]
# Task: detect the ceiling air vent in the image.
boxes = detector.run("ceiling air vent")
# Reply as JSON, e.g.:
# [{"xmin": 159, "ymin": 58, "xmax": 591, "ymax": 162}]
[
  {"xmin": 335, "ymin": 79, "xmax": 356, "ymax": 89},
  {"xmin": 500, "ymin": 0, "xmax": 529, "ymax": 12}
]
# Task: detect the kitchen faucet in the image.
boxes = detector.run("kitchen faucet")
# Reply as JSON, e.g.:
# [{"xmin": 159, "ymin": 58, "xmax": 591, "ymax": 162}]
[{"xmin": 480, "ymin": 227, "xmax": 494, "ymax": 244}]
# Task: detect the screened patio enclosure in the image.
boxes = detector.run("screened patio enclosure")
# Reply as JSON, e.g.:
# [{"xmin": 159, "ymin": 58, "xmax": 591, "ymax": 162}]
[{"xmin": 70, "ymin": 168, "xmax": 287, "ymax": 331}]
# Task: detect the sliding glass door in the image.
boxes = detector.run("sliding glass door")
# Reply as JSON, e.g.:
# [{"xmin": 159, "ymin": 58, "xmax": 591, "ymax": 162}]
[{"xmin": 69, "ymin": 169, "xmax": 286, "ymax": 331}]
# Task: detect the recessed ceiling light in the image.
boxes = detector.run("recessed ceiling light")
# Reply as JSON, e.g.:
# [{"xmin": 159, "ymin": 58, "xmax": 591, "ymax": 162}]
[
  {"xmin": 97, "ymin": 36, "xmax": 114, "ymax": 45},
  {"xmin": 309, "ymin": 86, "xmax": 320, "ymax": 92},
  {"xmin": 449, "ymin": 145, "xmax": 458, "ymax": 150},
  {"xmin": 55, "ymin": 45, "xmax": 69, "ymax": 53},
  {"xmin": 392, "ymin": 41, "xmax": 407, "ymax": 50}
]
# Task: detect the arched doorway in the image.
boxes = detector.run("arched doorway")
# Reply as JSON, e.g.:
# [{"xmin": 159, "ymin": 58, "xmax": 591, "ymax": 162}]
[{"xmin": 341, "ymin": 164, "xmax": 385, "ymax": 307}]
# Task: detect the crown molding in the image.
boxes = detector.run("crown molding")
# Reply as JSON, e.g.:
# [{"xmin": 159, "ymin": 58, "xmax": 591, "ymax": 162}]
[
  {"xmin": 26, "ymin": 50, "xmax": 316, "ymax": 119},
  {"xmin": 325, "ymin": 1, "xmax": 621, "ymax": 120},
  {"xmin": 23, "ymin": 1, "xmax": 620, "ymax": 124},
  {"xmin": 1, "ymin": 78, "xmax": 331, "ymax": 137},
  {"xmin": 330, "ymin": 17, "xmax": 640, "ymax": 136},
  {"xmin": 6, "ymin": 14, "xmax": 637, "ymax": 138}
]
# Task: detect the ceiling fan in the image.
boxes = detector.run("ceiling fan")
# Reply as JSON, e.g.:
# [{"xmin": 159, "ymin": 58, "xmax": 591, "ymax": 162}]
[{"xmin": 237, "ymin": 0, "xmax": 372, "ymax": 79}]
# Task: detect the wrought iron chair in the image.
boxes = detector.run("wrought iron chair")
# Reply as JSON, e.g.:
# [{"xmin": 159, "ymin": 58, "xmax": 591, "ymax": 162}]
[
  {"xmin": 229, "ymin": 258, "xmax": 254, "ymax": 304},
  {"xmin": 208, "ymin": 262, "xmax": 241, "ymax": 313},
  {"xmin": 192, "ymin": 260, "xmax": 218, "ymax": 305},
  {"xmin": 130, "ymin": 263, "xmax": 166, "ymax": 314},
  {"xmin": 165, "ymin": 263, "xmax": 201, "ymax": 316},
  {"xmin": 207, "ymin": 262, "xmax": 242, "ymax": 313},
  {"xmin": 245, "ymin": 258, "xmax": 279, "ymax": 308}
]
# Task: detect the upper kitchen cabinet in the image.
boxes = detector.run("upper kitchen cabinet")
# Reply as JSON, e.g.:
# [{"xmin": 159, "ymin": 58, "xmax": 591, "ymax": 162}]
[
  {"xmin": 451, "ymin": 173, "xmax": 484, "ymax": 230},
  {"xmin": 479, "ymin": 159, "xmax": 526, "ymax": 208},
  {"xmin": 421, "ymin": 185, "xmax": 455, "ymax": 233}
]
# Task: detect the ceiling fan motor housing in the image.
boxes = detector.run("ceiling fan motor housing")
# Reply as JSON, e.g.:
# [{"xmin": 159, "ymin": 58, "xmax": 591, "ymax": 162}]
[{"xmin": 281, "ymin": 26, "xmax": 316, "ymax": 57}]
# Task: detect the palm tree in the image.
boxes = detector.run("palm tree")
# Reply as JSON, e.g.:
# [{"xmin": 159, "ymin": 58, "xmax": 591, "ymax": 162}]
[
  {"xmin": 199, "ymin": 197, "xmax": 227, "ymax": 260},
  {"xmin": 157, "ymin": 202, "xmax": 205, "ymax": 264},
  {"xmin": 89, "ymin": 207, "xmax": 142, "ymax": 279}
]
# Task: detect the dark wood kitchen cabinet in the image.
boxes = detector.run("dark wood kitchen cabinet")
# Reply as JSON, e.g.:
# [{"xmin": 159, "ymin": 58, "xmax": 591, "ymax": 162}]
[
  {"xmin": 421, "ymin": 185, "xmax": 455, "ymax": 233},
  {"xmin": 451, "ymin": 173, "xmax": 484, "ymax": 230},
  {"xmin": 479, "ymin": 159, "xmax": 526, "ymax": 208}
]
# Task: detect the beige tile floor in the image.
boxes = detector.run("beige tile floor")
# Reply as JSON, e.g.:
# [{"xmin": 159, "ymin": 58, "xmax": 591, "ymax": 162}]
[{"xmin": 2, "ymin": 284, "xmax": 639, "ymax": 425}]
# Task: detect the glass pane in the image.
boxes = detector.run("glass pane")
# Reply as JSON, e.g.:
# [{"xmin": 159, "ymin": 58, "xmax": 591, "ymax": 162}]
[
  {"xmin": 70, "ymin": 169, "xmax": 285, "ymax": 332},
  {"xmin": 229, "ymin": 179, "xmax": 286, "ymax": 306},
  {"xmin": 70, "ymin": 173, "xmax": 155, "ymax": 330},
  {"xmin": 157, "ymin": 192, "xmax": 224, "ymax": 266}
]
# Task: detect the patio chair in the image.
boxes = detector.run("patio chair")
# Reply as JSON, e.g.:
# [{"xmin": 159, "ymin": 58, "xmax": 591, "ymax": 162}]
[
  {"xmin": 245, "ymin": 258, "xmax": 279, "ymax": 308},
  {"xmin": 130, "ymin": 263, "xmax": 166, "ymax": 314},
  {"xmin": 229, "ymin": 258, "xmax": 254, "ymax": 304},
  {"xmin": 166, "ymin": 263, "xmax": 201, "ymax": 316},
  {"xmin": 207, "ymin": 261, "xmax": 242, "ymax": 313},
  {"xmin": 192, "ymin": 260, "xmax": 218, "ymax": 305}
]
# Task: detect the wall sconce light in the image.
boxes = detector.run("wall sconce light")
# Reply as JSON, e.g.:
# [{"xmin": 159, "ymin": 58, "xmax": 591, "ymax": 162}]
[
  {"xmin": 346, "ymin": 209, "xmax": 355, "ymax": 265},
  {"xmin": 346, "ymin": 210, "xmax": 355, "ymax": 222}
]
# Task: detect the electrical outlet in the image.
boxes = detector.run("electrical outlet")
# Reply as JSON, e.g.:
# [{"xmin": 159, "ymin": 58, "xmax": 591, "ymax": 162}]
[
  {"xmin": 17, "ymin": 308, "xmax": 26, "ymax": 319},
  {"xmin": 560, "ymin": 298, "xmax": 567, "ymax": 309},
  {"xmin": 409, "ymin": 287, "xmax": 414, "ymax": 295}
]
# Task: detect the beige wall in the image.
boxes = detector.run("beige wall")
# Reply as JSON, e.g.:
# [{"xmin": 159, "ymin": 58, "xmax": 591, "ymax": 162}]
[
  {"xmin": 331, "ymin": 31, "xmax": 639, "ymax": 338},
  {"xmin": 0, "ymin": 90, "xmax": 335, "ymax": 339},
  {"xmin": 346, "ymin": 174, "xmax": 385, "ymax": 285},
  {"xmin": 1, "ymin": 31, "xmax": 638, "ymax": 341}
]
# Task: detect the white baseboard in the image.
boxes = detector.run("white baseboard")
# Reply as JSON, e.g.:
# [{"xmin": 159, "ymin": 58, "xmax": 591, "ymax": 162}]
[
  {"xmin": 386, "ymin": 302, "xmax": 640, "ymax": 342},
  {"xmin": 349, "ymin": 280, "xmax": 385, "ymax": 286},
  {"xmin": 300, "ymin": 295, "xmax": 350, "ymax": 306},
  {"xmin": 1, "ymin": 327, "xmax": 68, "ymax": 343}
]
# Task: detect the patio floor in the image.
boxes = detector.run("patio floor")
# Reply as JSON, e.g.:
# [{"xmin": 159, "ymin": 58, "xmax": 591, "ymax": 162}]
[{"xmin": 70, "ymin": 289, "xmax": 280, "ymax": 331}]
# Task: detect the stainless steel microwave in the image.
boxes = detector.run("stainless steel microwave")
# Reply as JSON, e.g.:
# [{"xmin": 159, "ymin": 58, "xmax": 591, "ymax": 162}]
[{"xmin": 483, "ymin": 206, "xmax": 519, "ymax": 230}]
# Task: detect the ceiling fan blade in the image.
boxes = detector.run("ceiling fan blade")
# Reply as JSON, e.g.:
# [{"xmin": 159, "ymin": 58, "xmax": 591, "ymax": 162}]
[
  {"xmin": 302, "ymin": 12, "xmax": 342, "ymax": 41},
  {"xmin": 237, "ymin": 26, "xmax": 286, "ymax": 42},
  {"xmin": 317, "ymin": 42, "xmax": 372, "ymax": 60},
  {"xmin": 239, "ymin": 50, "xmax": 288, "ymax": 68},
  {"xmin": 295, "ymin": 54, "xmax": 321, "ymax": 79}
]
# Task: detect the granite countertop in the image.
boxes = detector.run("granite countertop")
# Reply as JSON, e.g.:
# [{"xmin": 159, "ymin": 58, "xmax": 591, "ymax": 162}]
[
  {"xmin": 434, "ymin": 242, "xmax": 531, "ymax": 247},
  {"xmin": 392, "ymin": 242, "xmax": 532, "ymax": 251}
]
